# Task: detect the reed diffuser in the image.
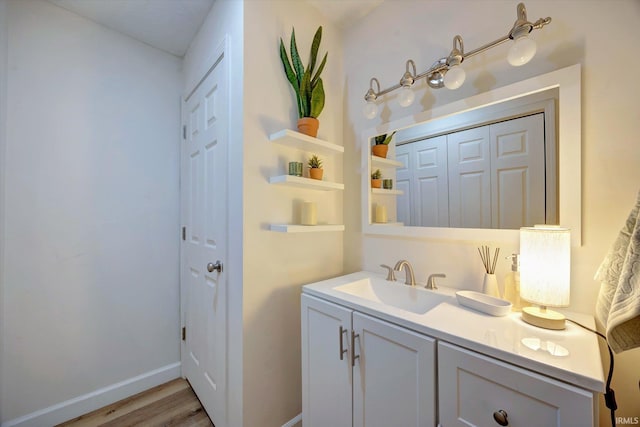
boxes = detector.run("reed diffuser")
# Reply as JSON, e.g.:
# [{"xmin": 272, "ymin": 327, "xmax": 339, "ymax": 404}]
[{"xmin": 478, "ymin": 245, "xmax": 501, "ymax": 297}]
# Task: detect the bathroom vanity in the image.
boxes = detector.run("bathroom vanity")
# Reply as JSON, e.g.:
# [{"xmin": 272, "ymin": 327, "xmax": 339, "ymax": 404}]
[{"xmin": 301, "ymin": 271, "xmax": 604, "ymax": 427}]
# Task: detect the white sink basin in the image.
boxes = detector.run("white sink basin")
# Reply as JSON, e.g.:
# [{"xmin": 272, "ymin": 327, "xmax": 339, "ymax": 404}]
[{"xmin": 334, "ymin": 278, "xmax": 451, "ymax": 314}]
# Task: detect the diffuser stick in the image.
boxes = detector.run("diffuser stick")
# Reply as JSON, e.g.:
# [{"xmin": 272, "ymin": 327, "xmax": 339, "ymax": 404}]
[{"xmin": 477, "ymin": 245, "xmax": 501, "ymax": 274}]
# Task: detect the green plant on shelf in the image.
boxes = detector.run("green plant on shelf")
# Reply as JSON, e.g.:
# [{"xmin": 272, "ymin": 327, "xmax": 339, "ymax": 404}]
[
  {"xmin": 279, "ymin": 26, "xmax": 327, "ymax": 119},
  {"xmin": 371, "ymin": 169, "xmax": 382, "ymax": 179},
  {"xmin": 373, "ymin": 131, "xmax": 396, "ymax": 145},
  {"xmin": 308, "ymin": 154, "xmax": 323, "ymax": 169}
]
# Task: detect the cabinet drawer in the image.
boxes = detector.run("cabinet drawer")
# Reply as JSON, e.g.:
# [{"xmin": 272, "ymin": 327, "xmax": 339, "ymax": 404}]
[{"xmin": 438, "ymin": 342, "xmax": 594, "ymax": 427}]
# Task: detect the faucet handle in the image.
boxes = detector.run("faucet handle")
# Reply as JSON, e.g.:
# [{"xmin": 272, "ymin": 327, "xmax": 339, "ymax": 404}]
[
  {"xmin": 426, "ymin": 273, "xmax": 446, "ymax": 290},
  {"xmin": 380, "ymin": 264, "xmax": 396, "ymax": 281}
]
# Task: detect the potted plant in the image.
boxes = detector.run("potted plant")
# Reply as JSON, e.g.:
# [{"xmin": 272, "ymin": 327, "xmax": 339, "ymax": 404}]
[
  {"xmin": 280, "ymin": 26, "xmax": 327, "ymax": 138},
  {"xmin": 372, "ymin": 131, "xmax": 396, "ymax": 158},
  {"xmin": 308, "ymin": 154, "xmax": 323, "ymax": 180},
  {"xmin": 371, "ymin": 169, "xmax": 382, "ymax": 188}
]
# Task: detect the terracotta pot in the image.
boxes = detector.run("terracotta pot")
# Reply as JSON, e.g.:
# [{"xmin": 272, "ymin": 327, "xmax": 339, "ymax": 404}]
[
  {"xmin": 372, "ymin": 144, "xmax": 388, "ymax": 158},
  {"xmin": 371, "ymin": 178, "xmax": 382, "ymax": 188},
  {"xmin": 297, "ymin": 117, "xmax": 319, "ymax": 138},
  {"xmin": 309, "ymin": 168, "xmax": 324, "ymax": 180}
]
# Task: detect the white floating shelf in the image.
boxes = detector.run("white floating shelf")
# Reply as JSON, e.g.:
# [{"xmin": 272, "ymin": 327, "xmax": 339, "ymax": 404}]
[
  {"xmin": 270, "ymin": 129, "xmax": 344, "ymax": 155},
  {"xmin": 372, "ymin": 188, "xmax": 404, "ymax": 195},
  {"xmin": 269, "ymin": 175, "xmax": 344, "ymax": 191},
  {"xmin": 372, "ymin": 222, "xmax": 404, "ymax": 227},
  {"xmin": 269, "ymin": 224, "xmax": 345, "ymax": 233},
  {"xmin": 371, "ymin": 156, "xmax": 404, "ymax": 168}
]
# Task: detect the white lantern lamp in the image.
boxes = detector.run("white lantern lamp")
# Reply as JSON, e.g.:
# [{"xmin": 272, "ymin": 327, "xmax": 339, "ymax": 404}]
[{"xmin": 519, "ymin": 225, "xmax": 571, "ymax": 330}]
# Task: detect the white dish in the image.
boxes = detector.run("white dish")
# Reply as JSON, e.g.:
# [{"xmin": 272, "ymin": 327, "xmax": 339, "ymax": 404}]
[{"xmin": 455, "ymin": 290, "xmax": 512, "ymax": 316}]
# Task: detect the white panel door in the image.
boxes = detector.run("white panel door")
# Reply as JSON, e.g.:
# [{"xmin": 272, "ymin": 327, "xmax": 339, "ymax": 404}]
[
  {"xmin": 395, "ymin": 146, "xmax": 413, "ymax": 226},
  {"xmin": 413, "ymin": 136, "xmax": 448, "ymax": 227},
  {"xmin": 490, "ymin": 113, "xmax": 546, "ymax": 228},
  {"xmin": 302, "ymin": 295, "xmax": 353, "ymax": 427},
  {"xmin": 447, "ymin": 126, "xmax": 491, "ymax": 228},
  {"xmin": 181, "ymin": 53, "xmax": 228, "ymax": 425},
  {"xmin": 353, "ymin": 312, "xmax": 436, "ymax": 427},
  {"xmin": 396, "ymin": 137, "xmax": 448, "ymax": 227}
]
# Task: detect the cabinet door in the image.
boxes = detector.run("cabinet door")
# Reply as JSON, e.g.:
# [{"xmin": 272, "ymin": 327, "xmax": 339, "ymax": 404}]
[
  {"xmin": 438, "ymin": 342, "xmax": 594, "ymax": 427},
  {"xmin": 301, "ymin": 294, "xmax": 353, "ymax": 427},
  {"xmin": 353, "ymin": 312, "xmax": 436, "ymax": 427}
]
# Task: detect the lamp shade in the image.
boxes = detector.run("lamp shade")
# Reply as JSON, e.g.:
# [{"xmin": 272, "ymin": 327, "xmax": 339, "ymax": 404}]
[{"xmin": 520, "ymin": 225, "xmax": 570, "ymax": 307}]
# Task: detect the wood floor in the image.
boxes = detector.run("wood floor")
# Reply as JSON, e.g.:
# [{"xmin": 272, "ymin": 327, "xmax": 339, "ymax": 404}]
[{"xmin": 57, "ymin": 378, "xmax": 214, "ymax": 427}]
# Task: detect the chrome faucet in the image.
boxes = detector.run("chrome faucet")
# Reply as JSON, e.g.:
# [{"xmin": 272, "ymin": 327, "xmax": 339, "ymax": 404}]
[
  {"xmin": 426, "ymin": 273, "xmax": 446, "ymax": 290},
  {"xmin": 394, "ymin": 260, "xmax": 416, "ymax": 286}
]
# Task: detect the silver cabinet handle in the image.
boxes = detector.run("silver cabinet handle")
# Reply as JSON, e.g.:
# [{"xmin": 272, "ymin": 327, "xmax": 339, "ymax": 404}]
[
  {"xmin": 339, "ymin": 326, "xmax": 348, "ymax": 360},
  {"xmin": 351, "ymin": 331, "xmax": 360, "ymax": 366},
  {"xmin": 207, "ymin": 261, "xmax": 223, "ymax": 273},
  {"xmin": 493, "ymin": 409, "xmax": 509, "ymax": 426}
]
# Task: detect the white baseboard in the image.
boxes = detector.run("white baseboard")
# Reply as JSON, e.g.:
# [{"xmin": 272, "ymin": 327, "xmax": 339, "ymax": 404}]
[
  {"xmin": 1, "ymin": 362, "xmax": 181, "ymax": 427},
  {"xmin": 282, "ymin": 413, "xmax": 302, "ymax": 427}
]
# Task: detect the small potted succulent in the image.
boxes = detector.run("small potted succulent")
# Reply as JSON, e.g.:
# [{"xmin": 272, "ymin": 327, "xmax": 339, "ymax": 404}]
[
  {"xmin": 280, "ymin": 27, "xmax": 327, "ymax": 137},
  {"xmin": 308, "ymin": 154, "xmax": 323, "ymax": 180},
  {"xmin": 372, "ymin": 131, "xmax": 396, "ymax": 158},
  {"xmin": 371, "ymin": 169, "xmax": 382, "ymax": 188}
]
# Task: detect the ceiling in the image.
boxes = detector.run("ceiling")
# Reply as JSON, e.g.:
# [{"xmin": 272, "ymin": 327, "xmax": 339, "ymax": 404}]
[
  {"xmin": 47, "ymin": 0, "xmax": 216, "ymax": 57},
  {"xmin": 46, "ymin": 0, "xmax": 383, "ymax": 57}
]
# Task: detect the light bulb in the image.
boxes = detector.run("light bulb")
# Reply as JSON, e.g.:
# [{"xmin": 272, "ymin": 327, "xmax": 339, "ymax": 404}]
[
  {"xmin": 444, "ymin": 65, "xmax": 466, "ymax": 90},
  {"xmin": 398, "ymin": 86, "xmax": 415, "ymax": 107},
  {"xmin": 363, "ymin": 102, "xmax": 378, "ymax": 120},
  {"xmin": 508, "ymin": 35, "xmax": 537, "ymax": 66}
]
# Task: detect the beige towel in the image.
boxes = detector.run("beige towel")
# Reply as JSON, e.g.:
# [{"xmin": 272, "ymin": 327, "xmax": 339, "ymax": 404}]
[{"xmin": 595, "ymin": 190, "xmax": 640, "ymax": 353}]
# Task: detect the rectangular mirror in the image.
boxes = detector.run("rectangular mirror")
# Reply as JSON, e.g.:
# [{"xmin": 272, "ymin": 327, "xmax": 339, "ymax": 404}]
[{"xmin": 361, "ymin": 65, "xmax": 581, "ymax": 246}]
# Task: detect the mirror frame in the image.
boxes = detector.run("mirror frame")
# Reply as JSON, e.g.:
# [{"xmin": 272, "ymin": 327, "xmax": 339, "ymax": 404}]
[{"xmin": 361, "ymin": 64, "xmax": 581, "ymax": 246}]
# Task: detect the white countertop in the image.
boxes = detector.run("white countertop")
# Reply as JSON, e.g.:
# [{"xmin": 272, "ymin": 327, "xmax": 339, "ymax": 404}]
[{"xmin": 302, "ymin": 270, "xmax": 605, "ymax": 393}]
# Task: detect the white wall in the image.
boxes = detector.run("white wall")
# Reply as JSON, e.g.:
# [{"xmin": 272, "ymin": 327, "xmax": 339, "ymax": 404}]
[
  {"xmin": 182, "ymin": 2, "xmax": 244, "ymax": 426},
  {"xmin": 1, "ymin": 0, "xmax": 182, "ymax": 423},
  {"xmin": 0, "ymin": 0, "xmax": 8, "ymax": 421},
  {"xmin": 343, "ymin": 0, "xmax": 640, "ymax": 423},
  {"xmin": 243, "ymin": 2, "xmax": 343, "ymax": 425}
]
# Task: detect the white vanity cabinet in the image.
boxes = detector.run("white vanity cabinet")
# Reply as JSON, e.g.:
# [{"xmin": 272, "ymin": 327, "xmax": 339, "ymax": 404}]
[
  {"xmin": 301, "ymin": 295, "xmax": 352, "ymax": 427},
  {"xmin": 438, "ymin": 342, "xmax": 594, "ymax": 427},
  {"xmin": 302, "ymin": 294, "xmax": 436, "ymax": 427},
  {"xmin": 302, "ymin": 271, "xmax": 603, "ymax": 427}
]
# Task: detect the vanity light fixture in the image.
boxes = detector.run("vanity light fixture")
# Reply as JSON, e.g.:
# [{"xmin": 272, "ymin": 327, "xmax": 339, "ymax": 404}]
[
  {"xmin": 362, "ymin": 2, "xmax": 551, "ymax": 119},
  {"xmin": 363, "ymin": 77, "xmax": 380, "ymax": 119},
  {"xmin": 398, "ymin": 60, "xmax": 417, "ymax": 107},
  {"xmin": 443, "ymin": 35, "xmax": 465, "ymax": 90},
  {"xmin": 520, "ymin": 225, "xmax": 571, "ymax": 330}
]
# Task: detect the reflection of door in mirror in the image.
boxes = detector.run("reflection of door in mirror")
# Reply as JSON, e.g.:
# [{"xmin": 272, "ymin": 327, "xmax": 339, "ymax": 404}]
[{"xmin": 396, "ymin": 112, "xmax": 553, "ymax": 229}]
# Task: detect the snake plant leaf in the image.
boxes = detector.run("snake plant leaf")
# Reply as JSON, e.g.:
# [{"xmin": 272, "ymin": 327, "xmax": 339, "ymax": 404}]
[
  {"xmin": 310, "ymin": 78, "xmax": 325, "ymax": 118},
  {"xmin": 280, "ymin": 38, "xmax": 303, "ymax": 117},
  {"xmin": 311, "ymin": 52, "xmax": 327, "ymax": 88},
  {"xmin": 308, "ymin": 26, "xmax": 322, "ymax": 75},
  {"xmin": 290, "ymin": 28, "xmax": 304, "ymax": 88},
  {"xmin": 300, "ymin": 68, "xmax": 312, "ymax": 118},
  {"xmin": 373, "ymin": 131, "xmax": 397, "ymax": 145},
  {"xmin": 383, "ymin": 131, "xmax": 397, "ymax": 145},
  {"xmin": 279, "ymin": 38, "xmax": 296, "ymax": 86}
]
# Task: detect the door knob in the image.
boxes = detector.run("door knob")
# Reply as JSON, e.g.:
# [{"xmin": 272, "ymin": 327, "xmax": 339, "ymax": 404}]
[{"xmin": 207, "ymin": 261, "xmax": 223, "ymax": 273}]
